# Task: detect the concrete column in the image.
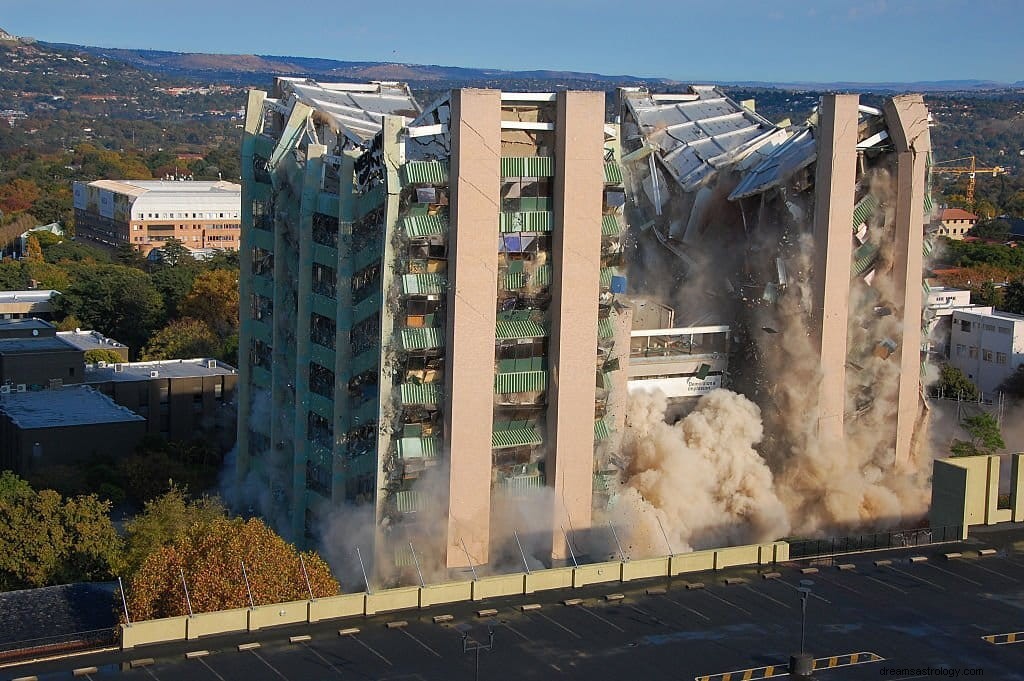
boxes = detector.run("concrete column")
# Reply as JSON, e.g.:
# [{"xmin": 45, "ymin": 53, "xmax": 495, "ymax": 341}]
[
  {"xmin": 443, "ymin": 89, "xmax": 501, "ymax": 569},
  {"xmin": 810, "ymin": 94, "xmax": 859, "ymax": 447},
  {"xmin": 883, "ymin": 94, "xmax": 930, "ymax": 466},
  {"xmin": 547, "ymin": 90, "xmax": 604, "ymax": 560},
  {"xmin": 236, "ymin": 88, "xmax": 267, "ymax": 484}
]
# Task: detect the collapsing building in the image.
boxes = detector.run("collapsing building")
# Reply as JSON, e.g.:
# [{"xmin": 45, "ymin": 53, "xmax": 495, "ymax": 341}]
[{"xmin": 236, "ymin": 78, "xmax": 932, "ymax": 584}]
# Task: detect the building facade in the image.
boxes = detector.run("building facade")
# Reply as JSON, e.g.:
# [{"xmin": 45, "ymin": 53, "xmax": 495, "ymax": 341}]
[
  {"xmin": 0, "ymin": 290, "xmax": 59, "ymax": 321},
  {"xmin": 73, "ymin": 179, "xmax": 241, "ymax": 254},
  {"xmin": 237, "ymin": 80, "xmax": 627, "ymax": 575},
  {"xmin": 936, "ymin": 207, "xmax": 979, "ymax": 239},
  {"xmin": 949, "ymin": 308, "xmax": 1024, "ymax": 395}
]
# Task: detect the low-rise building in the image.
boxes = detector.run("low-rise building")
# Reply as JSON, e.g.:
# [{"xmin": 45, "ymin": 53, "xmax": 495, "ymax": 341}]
[
  {"xmin": 0, "ymin": 319, "xmax": 84, "ymax": 388},
  {"xmin": 923, "ymin": 284, "xmax": 975, "ymax": 359},
  {"xmin": 56, "ymin": 328, "xmax": 129, "ymax": 362},
  {"xmin": 73, "ymin": 179, "xmax": 241, "ymax": 255},
  {"xmin": 85, "ymin": 358, "xmax": 237, "ymax": 449},
  {"xmin": 0, "ymin": 290, "xmax": 59, "ymax": 321},
  {"xmin": 936, "ymin": 207, "xmax": 979, "ymax": 240},
  {"xmin": 0, "ymin": 384, "xmax": 146, "ymax": 474},
  {"xmin": 949, "ymin": 308, "xmax": 1024, "ymax": 395}
]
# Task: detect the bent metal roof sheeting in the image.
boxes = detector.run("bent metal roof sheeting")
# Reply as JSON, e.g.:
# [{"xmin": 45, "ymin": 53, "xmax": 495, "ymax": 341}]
[
  {"xmin": 276, "ymin": 78, "xmax": 421, "ymax": 143},
  {"xmin": 624, "ymin": 86, "xmax": 781, "ymax": 192}
]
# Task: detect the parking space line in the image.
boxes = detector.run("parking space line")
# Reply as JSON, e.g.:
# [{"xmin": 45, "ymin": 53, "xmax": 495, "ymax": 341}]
[
  {"xmin": 194, "ymin": 657, "xmax": 227, "ymax": 681},
  {"xmin": 696, "ymin": 588, "xmax": 753, "ymax": 616},
  {"xmin": 957, "ymin": 559, "xmax": 1021, "ymax": 582},
  {"xmin": 920, "ymin": 561, "xmax": 983, "ymax": 586},
  {"xmin": 527, "ymin": 610, "xmax": 583, "ymax": 639},
  {"xmin": 246, "ymin": 649, "xmax": 290, "ymax": 681},
  {"xmin": 663, "ymin": 595, "xmax": 712, "ymax": 622},
  {"xmin": 627, "ymin": 604, "xmax": 673, "ymax": 627},
  {"xmin": 798, "ymin": 572, "xmax": 856, "ymax": 599},
  {"xmin": 576, "ymin": 603, "xmax": 625, "ymax": 632},
  {"xmin": 865, "ymin": 573, "xmax": 909, "ymax": 594},
  {"xmin": 775, "ymin": 577, "xmax": 832, "ymax": 604},
  {"xmin": 888, "ymin": 564, "xmax": 947, "ymax": 591},
  {"xmin": 741, "ymin": 585, "xmax": 793, "ymax": 610},
  {"xmin": 343, "ymin": 632, "xmax": 393, "ymax": 666},
  {"xmin": 297, "ymin": 641, "xmax": 344, "ymax": 676},
  {"xmin": 397, "ymin": 627, "xmax": 443, "ymax": 659},
  {"xmin": 497, "ymin": 619, "xmax": 531, "ymax": 642}
]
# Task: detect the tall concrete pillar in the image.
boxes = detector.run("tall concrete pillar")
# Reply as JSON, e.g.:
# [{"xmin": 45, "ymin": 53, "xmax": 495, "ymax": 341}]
[
  {"xmin": 443, "ymin": 89, "xmax": 501, "ymax": 569},
  {"xmin": 810, "ymin": 94, "xmax": 859, "ymax": 447},
  {"xmin": 884, "ymin": 95, "xmax": 931, "ymax": 466},
  {"xmin": 547, "ymin": 90, "xmax": 604, "ymax": 560}
]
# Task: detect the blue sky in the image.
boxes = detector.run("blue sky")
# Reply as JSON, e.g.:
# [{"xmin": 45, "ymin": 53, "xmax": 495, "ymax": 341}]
[{"xmin": 3, "ymin": 0, "xmax": 1022, "ymax": 83}]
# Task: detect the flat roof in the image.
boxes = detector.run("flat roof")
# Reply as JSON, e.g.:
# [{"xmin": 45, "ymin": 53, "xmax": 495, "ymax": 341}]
[
  {"xmin": 86, "ymin": 179, "xmax": 240, "ymax": 195},
  {"xmin": 84, "ymin": 358, "xmax": 237, "ymax": 382},
  {"xmin": 955, "ymin": 308, "xmax": 1024, "ymax": 323},
  {"xmin": 0, "ymin": 318, "xmax": 55, "ymax": 332},
  {"xmin": 0, "ymin": 385, "xmax": 144, "ymax": 429},
  {"xmin": 0, "ymin": 290, "xmax": 59, "ymax": 304},
  {"xmin": 55, "ymin": 329, "xmax": 127, "ymax": 351},
  {"xmin": 0, "ymin": 336, "xmax": 77, "ymax": 354}
]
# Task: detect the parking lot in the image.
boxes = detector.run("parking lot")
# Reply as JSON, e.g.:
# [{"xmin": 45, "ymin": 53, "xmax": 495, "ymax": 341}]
[{"xmin": 6, "ymin": 526, "xmax": 1024, "ymax": 681}]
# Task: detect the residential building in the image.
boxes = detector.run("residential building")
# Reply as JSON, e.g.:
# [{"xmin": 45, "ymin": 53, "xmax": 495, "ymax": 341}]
[
  {"xmin": 0, "ymin": 290, "xmax": 59, "ymax": 321},
  {"xmin": 238, "ymin": 79, "xmax": 933, "ymax": 579},
  {"xmin": 0, "ymin": 384, "xmax": 146, "ymax": 475},
  {"xmin": 85, "ymin": 358, "xmax": 237, "ymax": 449},
  {"xmin": 949, "ymin": 308, "xmax": 1024, "ymax": 395},
  {"xmin": 936, "ymin": 207, "xmax": 978, "ymax": 239},
  {"xmin": 237, "ymin": 79, "xmax": 627, "ymax": 574},
  {"xmin": 73, "ymin": 179, "xmax": 241, "ymax": 254}
]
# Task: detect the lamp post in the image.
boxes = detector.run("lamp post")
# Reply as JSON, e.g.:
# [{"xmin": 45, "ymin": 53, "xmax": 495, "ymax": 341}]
[
  {"xmin": 462, "ymin": 628, "xmax": 495, "ymax": 681},
  {"xmin": 790, "ymin": 579, "xmax": 814, "ymax": 678}
]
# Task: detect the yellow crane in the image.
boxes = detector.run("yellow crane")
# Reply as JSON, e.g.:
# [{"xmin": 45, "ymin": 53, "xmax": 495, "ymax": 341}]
[{"xmin": 932, "ymin": 155, "xmax": 1005, "ymax": 204}]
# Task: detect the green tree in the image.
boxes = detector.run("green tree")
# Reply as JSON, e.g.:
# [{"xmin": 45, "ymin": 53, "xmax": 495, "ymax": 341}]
[
  {"xmin": 123, "ymin": 487, "xmax": 226, "ymax": 575},
  {"xmin": 141, "ymin": 318, "xmax": 219, "ymax": 360},
  {"xmin": 0, "ymin": 475, "xmax": 124, "ymax": 590},
  {"xmin": 998, "ymin": 365, "xmax": 1024, "ymax": 401},
  {"xmin": 43, "ymin": 240, "xmax": 111, "ymax": 264},
  {"xmin": 0, "ymin": 261, "xmax": 28, "ymax": 289},
  {"xmin": 84, "ymin": 348, "xmax": 124, "ymax": 364},
  {"xmin": 936, "ymin": 364, "xmax": 980, "ymax": 401},
  {"xmin": 125, "ymin": 516, "xmax": 338, "ymax": 620},
  {"xmin": 24, "ymin": 234, "xmax": 43, "ymax": 263},
  {"xmin": 969, "ymin": 218, "xmax": 1011, "ymax": 240},
  {"xmin": 55, "ymin": 264, "xmax": 165, "ymax": 353},
  {"xmin": 180, "ymin": 269, "xmax": 239, "ymax": 337},
  {"xmin": 151, "ymin": 238, "xmax": 195, "ymax": 268},
  {"xmin": 950, "ymin": 412, "xmax": 1005, "ymax": 457},
  {"xmin": 1003, "ymin": 280, "xmax": 1024, "ymax": 315},
  {"xmin": 976, "ymin": 280, "xmax": 1003, "ymax": 307},
  {"xmin": 150, "ymin": 265, "xmax": 197, "ymax": 319}
]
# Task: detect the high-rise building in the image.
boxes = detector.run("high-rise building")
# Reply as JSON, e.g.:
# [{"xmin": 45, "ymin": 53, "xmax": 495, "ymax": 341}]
[
  {"xmin": 238, "ymin": 79, "xmax": 933, "ymax": 580},
  {"xmin": 237, "ymin": 79, "xmax": 629, "ymax": 575}
]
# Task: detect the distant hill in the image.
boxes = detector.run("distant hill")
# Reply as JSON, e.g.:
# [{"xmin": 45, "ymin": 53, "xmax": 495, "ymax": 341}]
[{"xmin": 41, "ymin": 41, "xmax": 1024, "ymax": 93}]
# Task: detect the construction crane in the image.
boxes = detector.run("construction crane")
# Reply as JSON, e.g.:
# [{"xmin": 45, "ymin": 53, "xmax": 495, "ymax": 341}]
[{"xmin": 932, "ymin": 155, "xmax": 1005, "ymax": 204}]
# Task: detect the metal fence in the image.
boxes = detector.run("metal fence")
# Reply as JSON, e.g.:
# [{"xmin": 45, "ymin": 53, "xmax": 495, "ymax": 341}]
[
  {"xmin": 0, "ymin": 627, "xmax": 115, "ymax": 661},
  {"xmin": 787, "ymin": 525, "xmax": 964, "ymax": 562}
]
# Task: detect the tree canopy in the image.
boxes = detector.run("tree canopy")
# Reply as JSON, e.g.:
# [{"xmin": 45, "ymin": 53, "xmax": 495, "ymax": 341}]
[
  {"xmin": 0, "ymin": 473, "xmax": 123, "ymax": 590},
  {"xmin": 950, "ymin": 412, "xmax": 1005, "ymax": 458},
  {"xmin": 125, "ymin": 515, "xmax": 339, "ymax": 620}
]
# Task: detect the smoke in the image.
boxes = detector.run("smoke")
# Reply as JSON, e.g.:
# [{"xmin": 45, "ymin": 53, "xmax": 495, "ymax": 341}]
[{"xmin": 606, "ymin": 389, "xmax": 790, "ymax": 555}]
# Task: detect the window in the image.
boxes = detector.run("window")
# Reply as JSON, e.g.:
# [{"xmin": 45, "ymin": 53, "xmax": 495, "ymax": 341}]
[
  {"xmin": 309, "ymin": 361, "xmax": 335, "ymax": 399},
  {"xmin": 250, "ymin": 293, "xmax": 273, "ymax": 322},
  {"xmin": 312, "ymin": 263, "xmax": 337, "ymax": 299},
  {"xmin": 984, "ymin": 324, "xmax": 996, "ymax": 332},
  {"xmin": 956, "ymin": 344, "xmax": 965, "ymax": 356},
  {"xmin": 352, "ymin": 263, "xmax": 381, "ymax": 303},
  {"xmin": 250, "ymin": 338, "xmax": 272, "ymax": 370},
  {"xmin": 969, "ymin": 346, "xmax": 978, "ymax": 359},
  {"xmin": 312, "ymin": 212, "xmax": 338, "ymax": 248},
  {"xmin": 960, "ymin": 320, "xmax": 972, "ymax": 333},
  {"xmin": 310, "ymin": 313, "xmax": 336, "ymax": 350},
  {"xmin": 351, "ymin": 313, "xmax": 380, "ymax": 356},
  {"xmin": 997, "ymin": 352, "xmax": 1008, "ymax": 365},
  {"xmin": 999, "ymin": 326, "xmax": 1012, "ymax": 335},
  {"xmin": 983, "ymin": 350, "xmax": 994, "ymax": 362}
]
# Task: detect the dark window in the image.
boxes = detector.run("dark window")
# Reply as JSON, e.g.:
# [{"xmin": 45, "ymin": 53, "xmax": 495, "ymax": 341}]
[
  {"xmin": 249, "ymin": 338, "xmax": 272, "ymax": 370},
  {"xmin": 307, "ymin": 410, "xmax": 333, "ymax": 448},
  {"xmin": 252, "ymin": 247, "xmax": 274, "ymax": 276},
  {"xmin": 309, "ymin": 361, "xmax": 335, "ymax": 399},
  {"xmin": 351, "ymin": 313, "xmax": 380, "ymax": 356},
  {"xmin": 352, "ymin": 263, "xmax": 381, "ymax": 303},
  {"xmin": 312, "ymin": 212, "xmax": 339, "ymax": 248},
  {"xmin": 310, "ymin": 313, "xmax": 336, "ymax": 350},
  {"xmin": 312, "ymin": 262, "xmax": 337, "ymax": 299}
]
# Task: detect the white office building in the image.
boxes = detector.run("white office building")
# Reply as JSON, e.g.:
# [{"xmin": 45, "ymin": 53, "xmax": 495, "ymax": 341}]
[{"xmin": 949, "ymin": 308, "xmax": 1024, "ymax": 395}]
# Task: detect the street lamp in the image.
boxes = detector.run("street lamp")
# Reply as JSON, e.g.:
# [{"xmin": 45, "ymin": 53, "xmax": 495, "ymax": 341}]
[
  {"xmin": 462, "ymin": 627, "xmax": 495, "ymax": 681},
  {"xmin": 790, "ymin": 579, "xmax": 814, "ymax": 679}
]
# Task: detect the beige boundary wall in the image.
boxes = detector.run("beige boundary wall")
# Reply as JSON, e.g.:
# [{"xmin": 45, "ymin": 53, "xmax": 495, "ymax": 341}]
[
  {"xmin": 119, "ymin": 540, "xmax": 787, "ymax": 649},
  {"xmin": 930, "ymin": 453, "xmax": 1024, "ymax": 536}
]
